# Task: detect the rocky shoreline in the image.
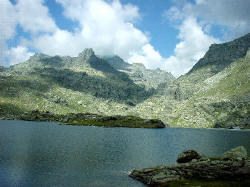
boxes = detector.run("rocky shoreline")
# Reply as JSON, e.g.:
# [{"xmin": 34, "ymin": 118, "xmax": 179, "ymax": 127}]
[
  {"xmin": 129, "ymin": 146, "xmax": 250, "ymax": 186},
  {"xmin": 0, "ymin": 110, "xmax": 166, "ymax": 128}
]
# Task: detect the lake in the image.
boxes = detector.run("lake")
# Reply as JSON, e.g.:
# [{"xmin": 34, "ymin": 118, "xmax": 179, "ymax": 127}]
[{"xmin": 0, "ymin": 120, "xmax": 250, "ymax": 186}]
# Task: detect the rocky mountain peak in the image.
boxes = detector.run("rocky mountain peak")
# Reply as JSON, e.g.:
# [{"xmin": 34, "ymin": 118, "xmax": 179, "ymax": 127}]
[
  {"xmin": 78, "ymin": 48, "xmax": 95, "ymax": 61},
  {"xmin": 187, "ymin": 32, "xmax": 250, "ymax": 79},
  {"xmin": 29, "ymin": 53, "xmax": 50, "ymax": 61},
  {"xmin": 131, "ymin": 63, "xmax": 146, "ymax": 70}
]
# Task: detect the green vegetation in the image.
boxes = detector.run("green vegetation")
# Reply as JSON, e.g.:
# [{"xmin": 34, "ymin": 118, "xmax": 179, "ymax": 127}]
[
  {"xmin": 16, "ymin": 110, "xmax": 166, "ymax": 128},
  {"xmin": 67, "ymin": 115, "xmax": 166, "ymax": 128}
]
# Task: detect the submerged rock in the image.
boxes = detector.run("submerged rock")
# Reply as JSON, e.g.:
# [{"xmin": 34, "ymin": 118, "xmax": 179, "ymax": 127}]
[{"xmin": 129, "ymin": 146, "xmax": 250, "ymax": 186}]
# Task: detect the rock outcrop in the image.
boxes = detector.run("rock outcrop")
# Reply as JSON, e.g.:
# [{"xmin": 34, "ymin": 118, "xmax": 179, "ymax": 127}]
[
  {"xmin": 220, "ymin": 146, "xmax": 248, "ymax": 161},
  {"xmin": 19, "ymin": 110, "xmax": 167, "ymax": 128},
  {"xmin": 189, "ymin": 33, "xmax": 250, "ymax": 79},
  {"xmin": 129, "ymin": 146, "xmax": 250, "ymax": 186},
  {"xmin": 176, "ymin": 150, "xmax": 201, "ymax": 163}
]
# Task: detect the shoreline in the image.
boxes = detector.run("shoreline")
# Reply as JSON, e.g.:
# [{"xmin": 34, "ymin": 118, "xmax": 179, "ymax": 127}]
[
  {"xmin": 1, "ymin": 118, "xmax": 250, "ymax": 131},
  {"xmin": 0, "ymin": 110, "xmax": 166, "ymax": 128}
]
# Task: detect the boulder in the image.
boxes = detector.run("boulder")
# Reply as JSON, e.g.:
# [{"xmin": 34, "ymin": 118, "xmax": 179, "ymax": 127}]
[
  {"xmin": 220, "ymin": 146, "xmax": 248, "ymax": 161},
  {"xmin": 177, "ymin": 150, "xmax": 201, "ymax": 163}
]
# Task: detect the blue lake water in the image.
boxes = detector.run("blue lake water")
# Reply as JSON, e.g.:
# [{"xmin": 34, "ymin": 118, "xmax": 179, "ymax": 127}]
[{"xmin": 0, "ymin": 120, "xmax": 250, "ymax": 186}]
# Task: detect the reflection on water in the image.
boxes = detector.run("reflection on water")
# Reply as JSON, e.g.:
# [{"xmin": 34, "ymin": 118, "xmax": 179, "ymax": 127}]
[{"xmin": 0, "ymin": 120, "xmax": 250, "ymax": 186}]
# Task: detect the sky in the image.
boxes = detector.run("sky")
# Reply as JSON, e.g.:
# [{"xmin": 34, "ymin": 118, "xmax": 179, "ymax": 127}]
[{"xmin": 1, "ymin": 0, "xmax": 250, "ymax": 77}]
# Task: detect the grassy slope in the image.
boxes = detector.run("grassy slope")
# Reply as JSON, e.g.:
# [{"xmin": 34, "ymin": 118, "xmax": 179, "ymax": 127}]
[{"xmin": 131, "ymin": 57, "xmax": 250, "ymax": 128}]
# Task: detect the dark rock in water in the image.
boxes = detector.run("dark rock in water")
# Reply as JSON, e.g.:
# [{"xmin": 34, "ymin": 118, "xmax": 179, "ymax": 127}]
[
  {"xmin": 129, "ymin": 146, "xmax": 250, "ymax": 186},
  {"xmin": 177, "ymin": 150, "xmax": 201, "ymax": 163}
]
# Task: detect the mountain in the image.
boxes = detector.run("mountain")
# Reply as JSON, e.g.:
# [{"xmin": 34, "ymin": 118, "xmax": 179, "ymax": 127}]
[
  {"xmin": 131, "ymin": 33, "xmax": 250, "ymax": 128},
  {"xmin": 0, "ymin": 33, "xmax": 249, "ymax": 128},
  {"xmin": 0, "ymin": 48, "xmax": 174, "ymax": 118},
  {"xmin": 103, "ymin": 56, "xmax": 175, "ymax": 89},
  {"xmin": 189, "ymin": 33, "xmax": 250, "ymax": 78}
]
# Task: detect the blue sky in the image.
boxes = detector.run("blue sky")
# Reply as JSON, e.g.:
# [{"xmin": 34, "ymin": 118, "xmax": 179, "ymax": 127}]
[{"xmin": 1, "ymin": 0, "xmax": 250, "ymax": 77}]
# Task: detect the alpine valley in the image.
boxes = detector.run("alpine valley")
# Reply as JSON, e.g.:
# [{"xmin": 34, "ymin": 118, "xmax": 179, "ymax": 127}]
[{"xmin": 0, "ymin": 33, "xmax": 249, "ymax": 129}]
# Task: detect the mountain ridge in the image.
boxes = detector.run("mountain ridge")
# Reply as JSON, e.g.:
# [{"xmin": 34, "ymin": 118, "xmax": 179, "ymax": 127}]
[{"xmin": 0, "ymin": 33, "xmax": 249, "ymax": 128}]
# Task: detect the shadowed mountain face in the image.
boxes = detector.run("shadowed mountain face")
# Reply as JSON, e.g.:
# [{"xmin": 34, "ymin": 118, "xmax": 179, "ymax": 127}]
[
  {"xmin": 0, "ymin": 33, "xmax": 249, "ymax": 128},
  {"xmin": 187, "ymin": 33, "xmax": 250, "ymax": 82}
]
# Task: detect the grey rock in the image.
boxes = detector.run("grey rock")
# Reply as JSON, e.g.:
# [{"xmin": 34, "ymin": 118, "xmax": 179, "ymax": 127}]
[
  {"xmin": 129, "ymin": 146, "xmax": 250, "ymax": 186},
  {"xmin": 189, "ymin": 33, "xmax": 250, "ymax": 79},
  {"xmin": 177, "ymin": 150, "xmax": 201, "ymax": 163},
  {"xmin": 221, "ymin": 146, "xmax": 248, "ymax": 161},
  {"xmin": 78, "ymin": 48, "xmax": 95, "ymax": 61}
]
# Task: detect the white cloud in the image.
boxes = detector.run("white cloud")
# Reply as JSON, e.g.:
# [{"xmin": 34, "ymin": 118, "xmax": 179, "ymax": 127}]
[
  {"xmin": 56, "ymin": 0, "xmax": 140, "ymax": 24},
  {"xmin": 30, "ymin": 0, "xmax": 167, "ymax": 72},
  {"xmin": 32, "ymin": 29, "xmax": 78, "ymax": 56},
  {"xmin": 191, "ymin": 0, "xmax": 250, "ymax": 38},
  {"xmin": 167, "ymin": 0, "xmax": 250, "ymax": 39},
  {"xmin": 195, "ymin": 0, "xmax": 206, "ymax": 4},
  {"xmin": 0, "ymin": 0, "xmax": 56, "ymax": 66},
  {"xmin": 15, "ymin": 0, "xmax": 57, "ymax": 33},
  {"xmin": 0, "ymin": 0, "xmax": 16, "ymax": 40},
  {"xmin": 0, "ymin": 0, "xmax": 17, "ymax": 64},
  {"xmin": 164, "ymin": 17, "xmax": 220, "ymax": 77},
  {"xmin": 1, "ymin": 0, "xmax": 153, "ymax": 67},
  {"xmin": 32, "ymin": 0, "xmax": 148, "ymax": 61},
  {"xmin": 6, "ymin": 46, "xmax": 34, "ymax": 65},
  {"xmin": 163, "ymin": 6, "xmax": 183, "ymax": 23},
  {"xmin": 128, "ymin": 44, "xmax": 165, "ymax": 69}
]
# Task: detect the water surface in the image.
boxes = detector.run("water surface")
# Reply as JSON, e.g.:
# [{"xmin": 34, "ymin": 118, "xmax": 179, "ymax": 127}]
[{"xmin": 0, "ymin": 120, "xmax": 250, "ymax": 186}]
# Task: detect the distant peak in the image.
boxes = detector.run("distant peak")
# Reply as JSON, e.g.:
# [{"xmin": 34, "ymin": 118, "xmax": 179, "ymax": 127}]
[
  {"xmin": 30, "ymin": 53, "xmax": 50, "ymax": 60},
  {"xmin": 132, "ymin": 63, "xmax": 146, "ymax": 69},
  {"xmin": 78, "ymin": 48, "xmax": 95, "ymax": 60}
]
